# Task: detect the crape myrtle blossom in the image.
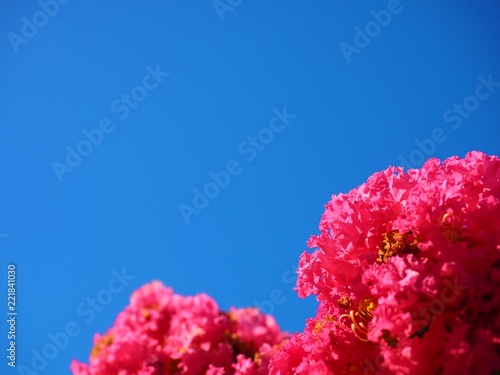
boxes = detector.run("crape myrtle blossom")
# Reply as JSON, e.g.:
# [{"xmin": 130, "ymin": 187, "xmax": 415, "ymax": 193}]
[
  {"xmin": 270, "ymin": 151, "xmax": 500, "ymax": 374},
  {"xmin": 71, "ymin": 281, "xmax": 287, "ymax": 375}
]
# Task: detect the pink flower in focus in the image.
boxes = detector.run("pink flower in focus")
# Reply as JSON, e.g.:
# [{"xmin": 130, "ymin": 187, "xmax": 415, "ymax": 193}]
[{"xmin": 271, "ymin": 151, "xmax": 500, "ymax": 374}]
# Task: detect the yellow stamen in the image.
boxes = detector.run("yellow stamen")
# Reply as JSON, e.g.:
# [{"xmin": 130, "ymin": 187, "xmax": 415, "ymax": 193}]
[
  {"xmin": 337, "ymin": 295, "xmax": 352, "ymax": 309},
  {"xmin": 313, "ymin": 321, "xmax": 323, "ymax": 334},
  {"xmin": 377, "ymin": 230, "xmax": 419, "ymax": 263},
  {"xmin": 141, "ymin": 304, "xmax": 159, "ymax": 319},
  {"xmin": 313, "ymin": 315, "xmax": 334, "ymax": 334},
  {"xmin": 438, "ymin": 213, "xmax": 461, "ymax": 242},
  {"xmin": 91, "ymin": 332, "xmax": 114, "ymax": 358},
  {"xmin": 338, "ymin": 298, "xmax": 375, "ymax": 342}
]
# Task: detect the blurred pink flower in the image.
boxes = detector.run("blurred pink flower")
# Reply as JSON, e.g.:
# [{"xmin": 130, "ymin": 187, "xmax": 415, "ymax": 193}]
[
  {"xmin": 271, "ymin": 151, "xmax": 500, "ymax": 374},
  {"xmin": 71, "ymin": 281, "xmax": 287, "ymax": 375}
]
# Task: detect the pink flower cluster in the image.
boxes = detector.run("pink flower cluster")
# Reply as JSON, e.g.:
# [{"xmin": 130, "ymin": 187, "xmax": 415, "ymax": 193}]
[
  {"xmin": 71, "ymin": 151, "xmax": 500, "ymax": 374},
  {"xmin": 270, "ymin": 151, "xmax": 500, "ymax": 374},
  {"xmin": 71, "ymin": 281, "xmax": 287, "ymax": 375}
]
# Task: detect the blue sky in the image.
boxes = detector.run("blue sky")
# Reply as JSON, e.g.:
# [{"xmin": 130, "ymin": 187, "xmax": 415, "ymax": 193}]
[{"xmin": 1, "ymin": 0, "xmax": 499, "ymax": 374}]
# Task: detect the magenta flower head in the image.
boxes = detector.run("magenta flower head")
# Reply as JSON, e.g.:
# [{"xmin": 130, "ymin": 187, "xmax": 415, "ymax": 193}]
[
  {"xmin": 71, "ymin": 281, "xmax": 288, "ymax": 374},
  {"xmin": 270, "ymin": 151, "xmax": 500, "ymax": 374}
]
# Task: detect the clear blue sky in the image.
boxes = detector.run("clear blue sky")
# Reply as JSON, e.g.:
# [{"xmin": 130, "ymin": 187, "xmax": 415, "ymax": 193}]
[{"xmin": 1, "ymin": 1, "xmax": 499, "ymax": 374}]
